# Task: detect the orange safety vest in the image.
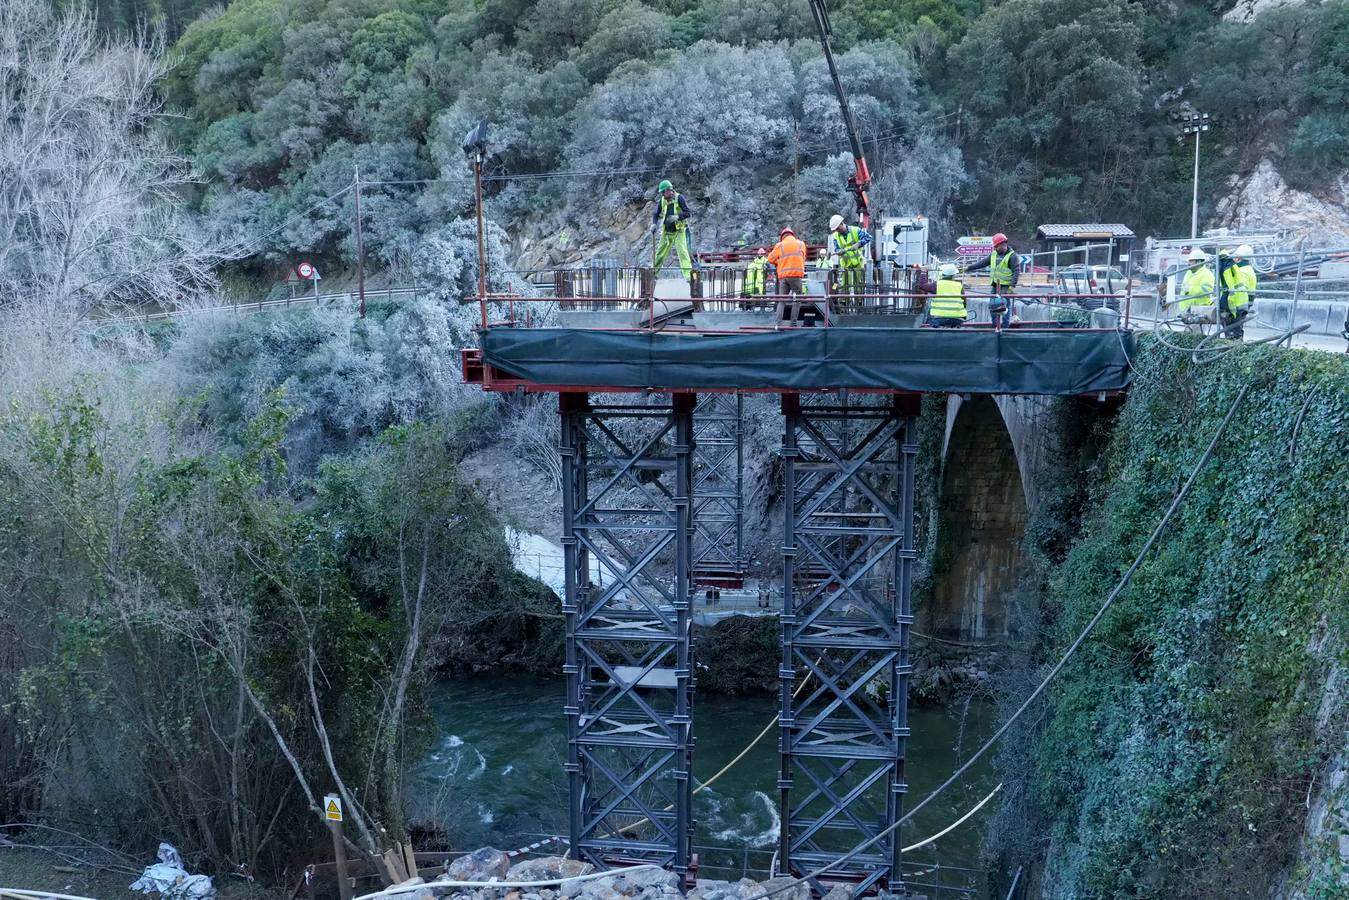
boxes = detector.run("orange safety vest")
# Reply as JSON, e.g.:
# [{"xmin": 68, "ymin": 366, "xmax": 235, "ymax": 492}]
[{"xmin": 767, "ymin": 236, "xmax": 807, "ymax": 278}]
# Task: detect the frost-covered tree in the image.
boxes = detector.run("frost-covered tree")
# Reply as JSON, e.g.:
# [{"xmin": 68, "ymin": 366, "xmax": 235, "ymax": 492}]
[{"xmin": 0, "ymin": 0, "xmax": 216, "ymax": 319}]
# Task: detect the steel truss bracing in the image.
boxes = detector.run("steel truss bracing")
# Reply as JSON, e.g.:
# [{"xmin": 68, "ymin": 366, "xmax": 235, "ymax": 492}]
[
  {"xmin": 560, "ymin": 393, "xmax": 695, "ymax": 877},
  {"xmin": 692, "ymin": 394, "xmax": 745, "ymax": 584},
  {"xmin": 777, "ymin": 394, "xmax": 919, "ymax": 895}
]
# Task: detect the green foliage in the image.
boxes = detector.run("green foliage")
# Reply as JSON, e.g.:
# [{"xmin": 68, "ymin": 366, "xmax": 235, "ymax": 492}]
[
  {"xmin": 0, "ymin": 368, "xmax": 547, "ymax": 875},
  {"xmin": 995, "ymin": 340, "xmax": 1349, "ymax": 897}
]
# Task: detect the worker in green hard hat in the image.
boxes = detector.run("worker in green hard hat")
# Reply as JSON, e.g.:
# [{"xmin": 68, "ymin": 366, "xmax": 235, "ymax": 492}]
[{"xmin": 651, "ymin": 179, "xmax": 693, "ymax": 280}]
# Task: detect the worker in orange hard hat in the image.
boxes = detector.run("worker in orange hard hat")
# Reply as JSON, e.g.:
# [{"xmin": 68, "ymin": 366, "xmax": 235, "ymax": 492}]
[
  {"xmin": 767, "ymin": 227, "xmax": 810, "ymax": 324},
  {"xmin": 962, "ymin": 231, "xmax": 1018, "ymax": 330}
]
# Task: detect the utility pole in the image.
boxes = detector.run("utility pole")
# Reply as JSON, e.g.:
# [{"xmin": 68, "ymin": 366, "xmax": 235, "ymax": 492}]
[
  {"xmin": 353, "ymin": 166, "xmax": 366, "ymax": 319},
  {"xmin": 1182, "ymin": 112, "xmax": 1210, "ymax": 240},
  {"xmin": 462, "ymin": 119, "xmax": 491, "ymax": 330}
]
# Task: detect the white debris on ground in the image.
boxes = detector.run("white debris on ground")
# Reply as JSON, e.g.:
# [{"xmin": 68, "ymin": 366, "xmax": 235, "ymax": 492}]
[{"xmin": 129, "ymin": 843, "xmax": 216, "ymax": 900}]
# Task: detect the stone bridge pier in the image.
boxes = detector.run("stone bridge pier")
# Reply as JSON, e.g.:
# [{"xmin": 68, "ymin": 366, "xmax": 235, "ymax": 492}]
[{"xmin": 922, "ymin": 394, "xmax": 1062, "ymax": 645}]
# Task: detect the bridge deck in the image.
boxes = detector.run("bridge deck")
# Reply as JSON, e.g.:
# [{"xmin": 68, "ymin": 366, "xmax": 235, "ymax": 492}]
[{"xmin": 464, "ymin": 325, "xmax": 1134, "ymax": 396}]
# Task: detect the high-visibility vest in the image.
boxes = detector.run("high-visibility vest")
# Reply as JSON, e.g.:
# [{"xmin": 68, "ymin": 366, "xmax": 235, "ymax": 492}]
[
  {"xmin": 1222, "ymin": 262, "xmax": 1256, "ymax": 311},
  {"xmin": 929, "ymin": 279, "xmax": 966, "ymax": 319},
  {"xmin": 989, "ymin": 249, "xmax": 1016, "ymax": 287},
  {"xmin": 658, "ymin": 195, "xmax": 686, "ymax": 232},
  {"xmin": 768, "ymin": 237, "xmax": 807, "ymax": 278},
  {"xmin": 745, "ymin": 256, "xmax": 767, "ymax": 294},
  {"xmin": 834, "ymin": 226, "xmax": 866, "ymax": 268},
  {"xmin": 1179, "ymin": 266, "xmax": 1214, "ymax": 311}
]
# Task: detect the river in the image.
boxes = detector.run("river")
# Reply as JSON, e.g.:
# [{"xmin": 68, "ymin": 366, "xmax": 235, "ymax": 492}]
[{"xmin": 406, "ymin": 676, "xmax": 996, "ymax": 883}]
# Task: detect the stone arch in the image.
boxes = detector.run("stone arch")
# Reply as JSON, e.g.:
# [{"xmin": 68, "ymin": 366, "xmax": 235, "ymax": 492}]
[{"xmin": 923, "ymin": 395, "xmax": 1030, "ymax": 643}]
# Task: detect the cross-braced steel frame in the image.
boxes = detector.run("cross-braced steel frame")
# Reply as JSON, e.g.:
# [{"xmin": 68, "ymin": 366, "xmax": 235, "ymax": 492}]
[
  {"xmin": 692, "ymin": 394, "xmax": 744, "ymax": 585},
  {"xmin": 560, "ymin": 393, "xmax": 695, "ymax": 878},
  {"xmin": 777, "ymin": 393, "xmax": 918, "ymax": 895}
]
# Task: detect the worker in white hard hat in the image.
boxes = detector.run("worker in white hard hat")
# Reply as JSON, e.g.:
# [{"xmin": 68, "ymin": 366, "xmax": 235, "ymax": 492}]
[
  {"xmin": 926, "ymin": 262, "xmax": 967, "ymax": 328},
  {"xmin": 826, "ymin": 213, "xmax": 872, "ymax": 300},
  {"xmin": 1177, "ymin": 248, "xmax": 1215, "ymax": 322},
  {"xmin": 1220, "ymin": 243, "xmax": 1257, "ymax": 338}
]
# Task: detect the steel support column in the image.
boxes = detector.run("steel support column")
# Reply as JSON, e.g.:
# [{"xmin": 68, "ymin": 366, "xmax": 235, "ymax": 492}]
[
  {"xmin": 692, "ymin": 393, "xmax": 745, "ymax": 585},
  {"xmin": 561, "ymin": 393, "xmax": 696, "ymax": 877},
  {"xmin": 777, "ymin": 393, "xmax": 918, "ymax": 894}
]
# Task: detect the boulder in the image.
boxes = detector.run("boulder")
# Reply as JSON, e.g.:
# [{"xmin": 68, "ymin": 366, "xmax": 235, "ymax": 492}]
[
  {"xmin": 507, "ymin": 857, "xmax": 596, "ymax": 883},
  {"xmin": 745, "ymin": 877, "xmax": 810, "ymax": 900},
  {"xmin": 820, "ymin": 885, "xmax": 854, "ymax": 900},
  {"xmin": 447, "ymin": 848, "xmax": 511, "ymax": 883}
]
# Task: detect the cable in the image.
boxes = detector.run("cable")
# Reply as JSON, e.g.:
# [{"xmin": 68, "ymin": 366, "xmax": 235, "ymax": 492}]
[
  {"xmin": 0, "ymin": 891, "xmax": 99, "ymax": 900},
  {"xmin": 215, "ymin": 183, "xmax": 354, "ymax": 262},
  {"xmin": 740, "ymin": 379, "xmax": 1254, "ymax": 900},
  {"xmin": 899, "ymin": 783, "xmax": 1002, "ymax": 854}
]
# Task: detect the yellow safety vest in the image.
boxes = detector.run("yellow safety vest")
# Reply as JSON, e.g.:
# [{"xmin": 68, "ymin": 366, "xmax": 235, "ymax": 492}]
[
  {"xmin": 746, "ymin": 256, "xmax": 766, "ymax": 295},
  {"xmin": 1179, "ymin": 266, "xmax": 1214, "ymax": 311},
  {"xmin": 834, "ymin": 226, "xmax": 866, "ymax": 268},
  {"xmin": 989, "ymin": 250, "xmax": 1016, "ymax": 287},
  {"xmin": 930, "ymin": 278, "xmax": 966, "ymax": 319},
  {"xmin": 1222, "ymin": 262, "xmax": 1256, "ymax": 312},
  {"xmin": 658, "ymin": 195, "xmax": 686, "ymax": 232}
]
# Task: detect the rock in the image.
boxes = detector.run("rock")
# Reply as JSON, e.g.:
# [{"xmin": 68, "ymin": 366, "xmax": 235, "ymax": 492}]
[
  {"xmin": 617, "ymin": 868, "xmax": 680, "ymax": 891},
  {"xmin": 540, "ymin": 891, "xmax": 555, "ymax": 900},
  {"xmin": 507, "ymin": 857, "xmax": 596, "ymax": 883},
  {"xmin": 747, "ymin": 877, "xmax": 810, "ymax": 900},
  {"xmin": 1339, "ymin": 832, "xmax": 1349, "ymax": 861},
  {"xmin": 504, "ymin": 892, "xmax": 521, "ymax": 900},
  {"xmin": 820, "ymin": 885, "xmax": 854, "ymax": 900},
  {"xmin": 448, "ymin": 848, "xmax": 511, "ymax": 883},
  {"xmin": 1215, "ymin": 159, "xmax": 1349, "ymax": 244}
]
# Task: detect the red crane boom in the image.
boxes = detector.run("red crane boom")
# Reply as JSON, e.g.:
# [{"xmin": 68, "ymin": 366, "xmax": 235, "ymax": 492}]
[{"xmin": 807, "ymin": 0, "xmax": 873, "ymax": 232}]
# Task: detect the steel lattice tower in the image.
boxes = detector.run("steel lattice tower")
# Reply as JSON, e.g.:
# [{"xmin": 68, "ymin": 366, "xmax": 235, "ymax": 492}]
[
  {"xmin": 560, "ymin": 393, "xmax": 695, "ymax": 878},
  {"xmin": 777, "ymin": 393, "xmax": 918, "ymax": 894},
  {"xmin": 692, "ymin": 394, "xmax": 745, "ymax": 585}
]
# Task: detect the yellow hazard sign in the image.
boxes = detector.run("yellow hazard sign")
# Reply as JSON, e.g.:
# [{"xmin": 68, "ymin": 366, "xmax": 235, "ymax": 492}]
[{"xmin": 323, "ymin": 794, "xmax": 343, "ymax": 822}]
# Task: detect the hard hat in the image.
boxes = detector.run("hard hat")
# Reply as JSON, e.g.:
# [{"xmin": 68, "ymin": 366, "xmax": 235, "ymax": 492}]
[
  {"xmin": 940, "ymin": 263, "xmax": 958, "ymax": 278},
  {"xmin": 756, "ymin": 247, "xmax": 767, "ymax": 255},
  {"xmin": 1187, "ymin": 248, "xmax": 1207, "ymax": 262},
  {"xmin": 992, "ymin": 232, "xmax": 1008, "ymax": 245},
  {"xmin": 829, "ymin": 214, "xmax": 845, "ymax": 230},
  {"xmin": 780, "ymin": 227, "xmax": 794, "ymax": 237},
  {"xmin": 658, "ymin": 179, "xmax": 673, "ymax": 192},
  {"xmin": 1235, "ymin": 243, "xmax": 1254, "ymax": 257},
  {"xmin": 818, "ymin": 248, "xmax": 828, "ymax": 258}
]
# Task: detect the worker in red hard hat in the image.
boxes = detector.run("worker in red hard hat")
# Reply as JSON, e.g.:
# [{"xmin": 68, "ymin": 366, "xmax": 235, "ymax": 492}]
[
  {"xmin": 961, "ymin": 231, "xmax": 1018, "ymax": 330},
  {"xmin": 767, "ymin": 227, "xmax": 810, "ymax": 323}
]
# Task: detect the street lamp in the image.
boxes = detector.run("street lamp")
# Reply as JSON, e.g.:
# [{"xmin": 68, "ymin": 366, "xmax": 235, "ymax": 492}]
[{"xmin": 1181, "ymin": 112, "xmax": 1210, "ymax": 240}]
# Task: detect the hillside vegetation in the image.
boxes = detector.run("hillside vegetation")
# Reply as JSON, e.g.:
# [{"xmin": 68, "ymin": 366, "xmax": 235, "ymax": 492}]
[{"xmin": 134, "ymin": 0, "xmax": 1349, "ymax": 280}]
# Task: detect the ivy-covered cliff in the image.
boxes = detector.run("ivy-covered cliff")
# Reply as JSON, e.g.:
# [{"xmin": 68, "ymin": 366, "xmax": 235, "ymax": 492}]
[{"xmin": 992, "ymin": 338, "xmax": 1349, "ymax": 898}]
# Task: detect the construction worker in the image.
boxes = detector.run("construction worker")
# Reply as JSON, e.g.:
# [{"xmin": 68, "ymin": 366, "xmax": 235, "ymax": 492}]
[
  {"xmin": 816, "ymin": 248, "xmax": 836, "ymax": 295},
  {"xmin": 827, "ymin": 214, "xmax": 872, "ymax": 297},
  {"xmin": 651, "ymin": 179, "xmax": 692, "ymax": 280},
  {"xmin": 963, "ymin": 232, "xmax": 1018, "ymax": 329},
  {"xmin": 1220, "ymin": 243, "xmax": 1257, "ymax": 338},
  {"xmin": 744, "ymin": 247, "xmax": 768, "ymax": 298},
  {"xmin": 1176, "ymin": 248, "xmax": 1215, "ymax": 323},
  {"xmin": 926, "ymin": 263, "xmax": 966, "ymax": 327},
  {"xmin": 767, "ymin": 226, "xmax": 809, "ymax": 324}
]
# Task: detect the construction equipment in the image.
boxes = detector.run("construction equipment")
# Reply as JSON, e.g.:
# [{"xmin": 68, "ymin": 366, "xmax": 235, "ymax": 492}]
[{"xmin": 807, "ymin": 0, "xmax": 872, "ymax": 234}]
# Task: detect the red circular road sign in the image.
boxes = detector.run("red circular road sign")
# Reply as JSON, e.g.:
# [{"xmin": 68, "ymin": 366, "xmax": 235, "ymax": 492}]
[{"xmin": 297, "ymin": 262, "xmax": 316, "ymax": 279}]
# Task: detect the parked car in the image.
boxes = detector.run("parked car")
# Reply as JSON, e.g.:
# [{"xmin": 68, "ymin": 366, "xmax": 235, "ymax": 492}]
[{"xmin": 1056, "ymin": 265, "xmax": 1127, "ymax": 309}]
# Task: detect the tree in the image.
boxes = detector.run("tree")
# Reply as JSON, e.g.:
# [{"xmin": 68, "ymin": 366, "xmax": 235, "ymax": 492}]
[{"xmin": 0, "ymin": 0, "xmax": 217, "ymax": 320}]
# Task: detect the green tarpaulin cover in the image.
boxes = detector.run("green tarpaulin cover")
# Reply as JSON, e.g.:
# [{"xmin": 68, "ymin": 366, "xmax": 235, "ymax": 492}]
[{"xmin": 481, "ymin": 327, "xmax": 1133, "ymax": 395}]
